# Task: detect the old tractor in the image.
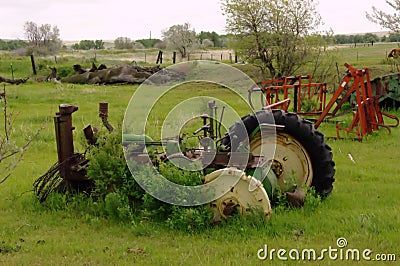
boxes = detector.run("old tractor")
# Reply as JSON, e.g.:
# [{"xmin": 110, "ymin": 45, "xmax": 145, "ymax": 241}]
[
  {"xmin": 35, "ymin": 61, "xmax": 336, "ymax": 222},
  {"xmin": 35, "ymin": 97, "xmax": 335, "ymax": 221}
]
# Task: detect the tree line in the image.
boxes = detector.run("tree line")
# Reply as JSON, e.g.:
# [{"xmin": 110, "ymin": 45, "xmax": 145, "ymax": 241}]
[
  {"xmin": 0, "ymin": 0, "xmax": 399, "ymax": 79},
  {"xmin": 3, "ymin": 31, "xmax": 400, "ymax": 53}
]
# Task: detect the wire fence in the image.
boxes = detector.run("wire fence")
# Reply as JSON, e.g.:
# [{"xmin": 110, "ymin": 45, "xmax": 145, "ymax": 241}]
[{"xmin": 129, "ymin": 50, "xmax": 238, "ymax": 64}]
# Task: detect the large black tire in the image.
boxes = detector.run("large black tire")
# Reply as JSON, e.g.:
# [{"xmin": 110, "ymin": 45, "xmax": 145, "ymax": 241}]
[{"xmin": 221, "ymin": 109, "xmax": 335, "ymax": 196}]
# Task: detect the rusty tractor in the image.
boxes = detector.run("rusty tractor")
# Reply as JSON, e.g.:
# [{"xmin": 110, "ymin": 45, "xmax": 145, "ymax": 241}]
[{"xmin": 35, "ymin": 97, "xmax": 335, "ymax": 221}]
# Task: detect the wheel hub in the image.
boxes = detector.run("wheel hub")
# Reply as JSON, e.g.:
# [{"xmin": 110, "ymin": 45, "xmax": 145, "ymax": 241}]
[
  {"xmin": 204, "ymin": 168, "xmax": 272, "ymax": 222},
  {"xmin": 250, "ymin": 132, "xmax": 313, "ymax": 192}
]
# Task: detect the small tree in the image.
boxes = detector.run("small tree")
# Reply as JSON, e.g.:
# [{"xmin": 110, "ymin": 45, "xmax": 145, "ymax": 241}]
[
  {"xmin": 198, "ymin": 31, "xmax": 221, "ymax": 47},
  {"xmin": 201, "ymin": 39, "xmax": 214, "ymax": 48},
  {"xmin": 0, "ymin": 87, "xmax": 43, "ymax": 184},
  {"xmin": 221, "ymin": 0, "xmax": 323, "ymax": 78},
  {"xmin": 162, "ymin": 23, "xmax": 198, "ymax": 58},
  {"xmin": 94, "ymin": 40, "xmax": 105, "ymax": 50},
  {"xmin": 24, "ymin": 21, "xmax": 61, "ymax": 55},
  {"xmin": 114, "ymin": 37, "xmax": 134, "ymax": 49},
  {"xmin": 366, "ymin": 0, "xmax": 400, "ymax": 32}
]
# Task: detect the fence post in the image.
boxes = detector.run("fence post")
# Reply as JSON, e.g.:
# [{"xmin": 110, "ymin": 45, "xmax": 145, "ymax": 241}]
[
  {"xmin": 221, "ymin": 53, "xmax": 223, "ymax": 61},
  {"xmin": 172, "ymin": 52, "xmax": 176, "ymax": 64},
  {"xmin": 211, "ymin": 54, "xmax": 213, "ymax": 61},
  {"xmin": 30, "ymin": 54, "xmax": 37, "ymax": 75},
  {"xmin": 156, "ymin": 50, "xmax": 163, "ymax": 64},
  {"xmin": 10, "ymin": 63, "xmax": 14, "ymax": 81},
  {"xmin": 235, "ymin": 53, "xmax": 238, "ymax": 64},
  {"xmin": 230, "ymin": 53, "xmax": 232, "ymax": 63},
  {"xmin": 144, "ymin": 53, "xmax": 147, "ymax": 63}
]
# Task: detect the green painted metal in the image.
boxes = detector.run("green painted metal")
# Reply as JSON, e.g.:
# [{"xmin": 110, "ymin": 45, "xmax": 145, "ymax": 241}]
[
  {"xmin": 247, "ymin": 167, "xmax": 278, "ymax": 199},
  {"xmin": 351, "ymin": 72, "xmax": 400, "ymax": 109},
  {"xmin": 123, "ymin": 134, "xmax": 154, "ymax": 142},
  {"xmin": 370, "ymin": 73, "xmax": 400, "ymax": 108}
]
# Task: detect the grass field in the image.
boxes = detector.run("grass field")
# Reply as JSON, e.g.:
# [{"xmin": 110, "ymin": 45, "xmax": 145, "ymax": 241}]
[{"xmin": 1, "ymin": 44, "xmax": 400, "ymax": 265}]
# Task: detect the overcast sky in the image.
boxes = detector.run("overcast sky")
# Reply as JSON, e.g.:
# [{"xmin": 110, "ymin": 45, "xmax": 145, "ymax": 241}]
[{"xmin": 0, "ymin": 0, "xmax": 394, "ymax": 41}]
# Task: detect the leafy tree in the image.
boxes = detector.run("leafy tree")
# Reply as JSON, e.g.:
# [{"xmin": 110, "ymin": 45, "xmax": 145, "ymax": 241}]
[
  {"xmin": 197, "ymin": 31, "xmax": 221, "ymax": 47},
  {"xmin": 114, "ymin": 37, "xmax": 134, "ymax": 49},
  {"xmin": 71, "ymin": 40, "xmax": 104, "ymax": 50},
  {"xmin": 0, "ymin": 39, "xmax": 26, "ymax": 51},
  {"xmin": 221, "ymin": 0, "xmax": 322, "ymax": 78},
  {"xmin": 78, "ymin": 40, "xmax": 95, "ymax": 50},
  {"xmin": 94, "ymin": 40, "xmax": 105, "ymax": 50},
  {"xmin": 334, "ymin": 33, "xmax": 379, "ymax": 44},
  {"xmin": 366, "ymin": 0, "xmax": 400, "ymax": 32},
  {"xmin": 334, "ymin": 35, "xmax": 350, "ymax": 44},
  {"xmin": 136, "ymin": 38, "xmax": 162, "ymax": 48},
  {"xmin": 71, "ymin": 43, "xmax": 79, "ymax": 50},
  {"xmin": 23, "ymin": 21, "xmax": 61, "ymax": 55},
  {"xmin": 162, "ymin": 23, "xmax": 198, "ymax": 58},
  {"xmin": 364, "ymin": 33, "xmax": 379, "ymax": 43},
  {"xmin": 201, "ymin": 39, "xmax": 214, "ymax": 48},
  {"xmin": 389, "ymin": 32, "xmax": 400, "ymax": 42}
]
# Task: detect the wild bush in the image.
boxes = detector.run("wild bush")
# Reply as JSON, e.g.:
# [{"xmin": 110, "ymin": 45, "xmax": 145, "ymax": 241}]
[{"xmin": 85, "ymin": 129, "xmax": 213, "ymax": 229}]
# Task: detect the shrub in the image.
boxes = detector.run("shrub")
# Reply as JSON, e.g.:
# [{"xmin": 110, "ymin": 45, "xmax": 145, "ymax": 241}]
[
  {"xmin": 57, "ymin": 66, "xmax": 75, "ymax": 78},
  {"xmin": 85, "ymin": 129, "xmax": 214, "ymax": 230},
  {"xmin": 104, "ymin": 192, "xmax": 133, "ymax": 221},
  {"xmin": 86, "ymin": 129, "xmax": 143, "ymax": 204}
]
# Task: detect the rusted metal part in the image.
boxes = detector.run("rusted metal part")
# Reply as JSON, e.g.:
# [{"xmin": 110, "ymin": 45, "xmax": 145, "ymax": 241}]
[
  {"xmin": 315, "ymin": 63, "xmax": 400, "ymax": 141},
  {"xmin": 222, "ymin": 199, "xmax": 238, "ymax": 216},
  {"xmin": 83, "ymin": 125, "xmax": 96, "ymax": 145},
  {"xmin": 54, "ymin": 104, "xmax": 78, "ymax": 166},
  {"xmin": 54, "ymin": 104, "xmax": 88, "ymax": 182},
  {"xmin": 99, "ymin": 102, "xmax": 114, "ymax": 132},
  {"xmin": 286, "ymin": 189, "xmax": 306, "ymax": 208},
  {"xmin": 202, "ymin": 151, "xmax": 249, "ymax": 169},
  {"xmin": 249, "ymin": 75, "xmax": 327, "ymax": 114}
]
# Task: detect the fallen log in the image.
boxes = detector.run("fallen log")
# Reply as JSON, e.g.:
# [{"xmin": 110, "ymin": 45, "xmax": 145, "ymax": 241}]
[{"xmin": 0, "ymin": 76, "xmax": 29, "ymax": 85}]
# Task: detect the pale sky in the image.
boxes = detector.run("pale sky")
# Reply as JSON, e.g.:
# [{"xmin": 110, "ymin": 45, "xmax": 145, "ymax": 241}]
[{"xmin": 0, "ymin": 0, "xmax": 394, "ymax": 41}]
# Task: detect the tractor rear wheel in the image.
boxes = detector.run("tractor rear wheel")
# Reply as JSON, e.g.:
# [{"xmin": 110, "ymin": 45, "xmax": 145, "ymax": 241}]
[{"xmin": 222, "ymin": 109, "xmax": 335, "ymax": 196}]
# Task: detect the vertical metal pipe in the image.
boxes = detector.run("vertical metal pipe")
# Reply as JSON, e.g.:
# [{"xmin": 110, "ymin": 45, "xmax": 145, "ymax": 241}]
[{"xmin": 54, "ymin": 104, "xmax": 78, "ymax": 179}]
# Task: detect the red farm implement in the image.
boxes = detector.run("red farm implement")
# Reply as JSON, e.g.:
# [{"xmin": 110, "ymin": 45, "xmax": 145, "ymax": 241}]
[
  {"xmin": 250, "ymin": 63, "xmax": 399, "ymax": 141},
  {"xmin": 314, "ymin": 63, "xmax": 399, "ymax": 140},
  {"xmin": 248, "ymin": 74, "xmax": 328, "ymax": 115}
]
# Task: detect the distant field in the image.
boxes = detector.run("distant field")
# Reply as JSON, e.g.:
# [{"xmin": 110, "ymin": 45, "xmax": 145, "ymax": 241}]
[{"xmin": 1, "ymin": 45, "xmax": 400, "ymax": 265}]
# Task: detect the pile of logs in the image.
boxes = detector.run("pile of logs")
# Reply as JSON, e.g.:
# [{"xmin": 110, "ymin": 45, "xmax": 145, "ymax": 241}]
[
  {"xmin": 61, "ymin": 63, "xmax": 184, "ymax": 85},
  {"xmin": 0, "ymin": 62, "xmax": 184, "ymax": 85}
]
